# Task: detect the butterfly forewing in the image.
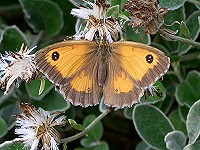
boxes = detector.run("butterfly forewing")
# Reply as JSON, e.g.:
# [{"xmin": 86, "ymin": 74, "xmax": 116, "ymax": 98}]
[
  {"xmin": 110, "ymin": 41, "xmax": 170, "ymax": 89},
  {"xmin": 35, "ymin": 40, "xmax": 102, "ymax": 107},
  {"xmin": 35, "ymin": 41, "xmax": 97, "ymax": 85}
]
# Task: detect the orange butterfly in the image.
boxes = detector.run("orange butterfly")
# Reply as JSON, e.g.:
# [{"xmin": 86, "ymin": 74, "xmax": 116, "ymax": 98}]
[{"xmin": 35, "ymin": 40, "xmax": 170, "ymax": 107}]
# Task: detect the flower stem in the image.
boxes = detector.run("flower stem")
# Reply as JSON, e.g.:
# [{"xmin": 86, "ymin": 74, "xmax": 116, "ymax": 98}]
[
  {"xmin": 180, "ymin": 52, "xmax": 200, "ymax": 62},
  {"xmin": 61, "ymin": 109, "xmax": 110, "ymax": 144},
  {"xmin": 159, "ymin": 30, "xmax": 200, "ymax": 49},
  {"xmin": 187, "ymin": 0, "xmax": 200, "ymax": 6}
]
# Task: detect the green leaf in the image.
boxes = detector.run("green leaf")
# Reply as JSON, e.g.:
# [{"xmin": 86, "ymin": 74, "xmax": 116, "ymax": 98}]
[
  {"xmin": 159, "ymin": 95, "xmax": 174, "ymax": 114},
  {"xmin": 140, "ymin": 81, "xmax": 166, "ymax": 104},
  {"xmin": 168, "ymin": 109, "xmax": 187, "ymax": 135},
  {"xmin": 0, "ymin": 4, "xmax": 22, "ymax": 27},
  {"xmin": 123, "ymin": 107, "xmax": 134, "ymax": 120},
  {"xmin": 38, "ymin": 78, "xmax": 45, "ymax": 95},
  {"xmin": 135, "ymin": 141, "xmax": 152, "ymax": 150},
  {"xmin": 186, "ymin": 99, "xmax": 200, "ymax": 144},
  {"xmin": 162, "ymin": 73, "xmax": 180, "ymax": 97},
  {"xmin": 0, "ymin": 87, "xmax": 14, "ymax": 106},
  {"xmin": 81, "ymin": 138, "xmax": 98, "ymax": 148},
  {"xmin": 0, "ymin": 25, "xmax": 28, "ymax": 52},
  {"xmin": 133, "ymin": 104, "xmax": 174, "ymax": 149},
  {"xmin": 163, "ymin": 6, "xmax": 185, "ymax": 53},
  {"xmin": 118, "ymin": 13, "xmax": 130, "ymax": 22},
  {"xmin": 184, "ymin": 141, "xmax": 200, "ymax": 150},
  {"xmin": 178, "ymin": 105, "xmax": 189, "ymax": 123},
  {"xmin": 19, "ymin": 0, "xmax": 63, "ymax": 37},
  {"xmin": 0, "ymin": 141, "xmax": 25, "ymax": 150},
  {"xmin": 159, "ymin": 0, "xmax": 186, "ymax": 10},
  {"xmin": 106, "ymin": 5, "xmax": 119, "ymax": 18},
  {"xmin": 165, "ymin": 130, "xmax": 186, "ymax": 150},
  {"xmin": 180, "ymin": 21, "xmax": 191, "ymax": 39},
  {"xmin": 68, "ymin": 0, "xmax": 86, "ymax": 6},
  {"xmin": 0, "ymin": 101, "xmax": 21, "ymax": 128},
  {"xmin": 80, "ymin": 140, "xmax": 109, "ymax": 150},
  {"xmin": 74, "ymin": 148, "xmax": 87, "ymax": 150},
  {"xmin": 99, "ymin": 97, "xmax": 108, "ymax": 113},
  {"xmin": 0, "ymin": 117, "xmax": 8, "ymax": 137},
  {"xmin": 151, "ymin": 42, "xmax": 170, "ymax": 56},
  {"xmin": 80, "ymin": 115, "xmax": 103, "ymax": 148},
  {"xmin": 125, "ymin": 25, "xmax": 150, "ymax": 44},
  {"xmin": 184, "ymin": 2, "xmax": 199, "ymax": 18},
  {"xmin": 196, "ymin": 4, "xmax": 200, "ymax": 10},
  {"xmin": 110, "ymin": 0, "xmax": 127, "ymax": 11},
  {"xmin": 51, "ymin": 0, "xmax": 76, "ymax": 36},
  {"xmin": 0, "ymin": 1, "xmax": 18, "ymax": 6},
  {"xmin": 94, "ymin": 141, "xmax": 109, "ymax": 150},
  {"xmin": 176, "ymin": 71, "xmax": 200, "ymax": 107},
  {"xmin": 74, "ymin": 18, "xmax": 86, "ymax": 34},
  {"xmin": 32, "ymin": 89, "xmax": 70, "ymax": 111},
  {"xmin": 180, "ymin": 50, "xmax": 200, "ymax": 68},
  {"xmin": 68, "ymin": 119, "xmax": 85, "ymax": 131},
  {"xmin": 26, "ymin": 79, "xmax": 54, "ymax": 100},
  {"xmin": 178, "ymin": 10, "xmax": 200, "ymax": 54},
  {"xmin": 83, "ymin": 115, "xmax": 103, "ymax": 141}
]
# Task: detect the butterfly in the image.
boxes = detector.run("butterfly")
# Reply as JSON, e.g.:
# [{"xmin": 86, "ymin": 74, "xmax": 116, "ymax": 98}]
[{"xmin": 35, "ymin": 40, "xmax": 170, "ymax": 108}]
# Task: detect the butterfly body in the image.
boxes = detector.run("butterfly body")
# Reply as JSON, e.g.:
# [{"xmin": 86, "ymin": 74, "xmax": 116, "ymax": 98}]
[{"xmin": 35, "ymin": 40, "xmax": 170, "ymax": 108}]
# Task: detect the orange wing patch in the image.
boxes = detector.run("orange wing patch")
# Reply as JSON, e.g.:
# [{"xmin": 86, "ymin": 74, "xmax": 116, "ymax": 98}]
[
  {"xmin": 70, "ymin": 71, "xmax": 93, "ymax": 93},
  {"xmin": 35, "ymin": 40, "xmax": 102, "ymax": 107},
  {"xmin": 59, "ymin": 59, "xmax": 102, "ymax": 107},
  {"xmin": 111, "ymin": 41, "xmax": 170, "ymax": 89},
  {"xmin": 103, "ymin": 57, "xmax": 143, "ymax": 108},
  {"xmin": 35, "ymin": 41, "xmax": 97, "ymax": 86},
  {"xmin": 113, "ymin": 71, "xmax": 133, "ymax": 93}
]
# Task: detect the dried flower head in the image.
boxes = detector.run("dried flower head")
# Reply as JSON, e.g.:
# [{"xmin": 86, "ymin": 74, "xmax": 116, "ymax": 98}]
[
  {"xmin": 0, "ymin": 44, "xmax": 38, "ymax": 94},
  {"xmin": 71, "ymin": 0, "xmax": 122, "ymax": 43},
  {"xmin": 123, "ymin": 0, "xmax": 168, "ymax": 34},
  {"xmin": 15, "ymin": 103, "xmax": 67, "ymax": 150},
  {"xmin": 144, "ymin": 84, "xmax": 163, "ymax": 100}
]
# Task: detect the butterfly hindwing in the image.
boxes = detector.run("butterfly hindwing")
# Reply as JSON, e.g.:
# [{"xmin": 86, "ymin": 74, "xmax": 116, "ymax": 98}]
[
  {"xmin": 59, "ymin": 57, "xmax": 102, "ymax": 107},
  {"xmin": 103, "ymin": 57, "xmax": 144, "ymax": 107}
]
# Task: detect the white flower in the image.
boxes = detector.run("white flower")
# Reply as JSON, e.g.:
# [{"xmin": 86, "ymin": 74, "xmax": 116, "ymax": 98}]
[
  {"xmin": 0, "ymin": 44, "xmax": 37, "ymax": 94},
  {"xmin": 71, "ymin": 1, "xmax": 106, "ymax": 20},
  {"xmin": 71, "ymin": 0, "xmax": 122, "ymax": 43},
  {"xmin": 15, "ymin": 103, "xmax": 67, "ymax": 150}
]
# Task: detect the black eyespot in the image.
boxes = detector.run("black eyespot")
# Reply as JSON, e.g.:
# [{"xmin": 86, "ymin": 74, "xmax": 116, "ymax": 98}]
[
  {"xmin": 87, "ymin": 88, "xmax": 90, "ymax": 92},
  {"xmin": 52, "ymin": 51, "xmax": 59, "ymax": 61},
  {"xmin": 115, "ymin": 89, "xmax": 118, "ymax": 92},
  {"xmin": 146, "ymin": 54, "xmax": 153, "ymax": 64}
]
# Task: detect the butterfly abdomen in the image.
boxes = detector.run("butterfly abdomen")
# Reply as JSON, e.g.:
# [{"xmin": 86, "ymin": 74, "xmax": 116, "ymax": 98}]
[
  {"xmin": 97, "ymin": 43, "xmax": 110, "ymax": 86},
  {"xmin": 98, "ymin": 60, "xmax": 107, "ymax": 86}
]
